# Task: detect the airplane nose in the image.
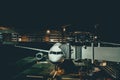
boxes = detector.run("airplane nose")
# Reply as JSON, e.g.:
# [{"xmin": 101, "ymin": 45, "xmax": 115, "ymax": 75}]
[{"xmin": 49, "ymin": 54, "xmax": 63, "ymax": 63}]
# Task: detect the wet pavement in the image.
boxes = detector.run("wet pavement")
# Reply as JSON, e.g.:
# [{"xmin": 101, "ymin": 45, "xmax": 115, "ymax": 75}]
[{"xmin": 0, "ymin": 43, "xmax": 118, "ymax": 80}]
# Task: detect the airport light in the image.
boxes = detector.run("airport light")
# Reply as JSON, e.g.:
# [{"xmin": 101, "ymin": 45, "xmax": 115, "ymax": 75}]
[
  {"xmin": 63, "ymin": 27, "xmax": 66, "ymax": 32},
  {"xmin": 46, "ymin": 30, "xmax": 50, "ymax": 34}
]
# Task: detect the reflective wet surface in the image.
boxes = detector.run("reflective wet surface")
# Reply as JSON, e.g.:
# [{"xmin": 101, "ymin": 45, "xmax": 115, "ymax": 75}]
[{"xmin": 0, "ymin": 43, "xmax": 119, "ymax": 80}]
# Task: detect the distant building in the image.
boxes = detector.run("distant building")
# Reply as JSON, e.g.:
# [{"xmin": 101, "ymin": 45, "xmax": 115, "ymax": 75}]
[
  {"xmin": 18, "ymin": 30, "xmax": 68, "ymax": 43},
  {"xmin": 0, "ymin": 26, "xmax": 18, "ymax": 44},
  {"xmin": 17, "ymin": 29, "xmax": 96, "ymax": 43},
  {"xmin": 43, "ymin": 30, "xmax": 63, "ymax": 42},
  {"xmin": 18, "ymin": 34, "xmax": 43, "ymax": 42},
  {"xmin": 18, "ymin": 30, "xmax": 67, "ymax": 43},
  {"xmin": 72, "ymin": 31, "xmax": 94, "ymax": 43}
]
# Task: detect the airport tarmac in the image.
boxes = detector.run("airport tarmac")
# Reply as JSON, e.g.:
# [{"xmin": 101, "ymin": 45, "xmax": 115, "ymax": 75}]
[{"xmin": 0, "ymin": 43, "xmax": 116, "ymax": 80}]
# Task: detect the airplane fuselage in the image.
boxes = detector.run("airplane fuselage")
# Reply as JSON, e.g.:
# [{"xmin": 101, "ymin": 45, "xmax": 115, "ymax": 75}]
[{"xmin": 48, "ymin": 43, "xmax": 64, "ymax": 63}]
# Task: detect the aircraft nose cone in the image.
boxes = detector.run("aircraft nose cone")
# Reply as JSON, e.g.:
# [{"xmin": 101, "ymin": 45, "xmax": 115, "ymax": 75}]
[{"xmin": 48, "ymin": 54, "xmax": 63, "ymax": 63}]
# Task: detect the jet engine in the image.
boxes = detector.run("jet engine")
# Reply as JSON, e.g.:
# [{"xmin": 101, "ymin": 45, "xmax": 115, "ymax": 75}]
[{"xmin": 36, "ymin": 52, "xmax": 44, "ymax": 60}]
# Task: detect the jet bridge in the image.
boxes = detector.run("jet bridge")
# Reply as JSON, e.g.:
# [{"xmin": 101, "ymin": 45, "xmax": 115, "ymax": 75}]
[
  {"xmin": 60, "ymin": 42, "xmax": 120, "ymax": 63},
  {"xmin": 81, "ymin": 42, "xmax": 120, "ymax": 63}
]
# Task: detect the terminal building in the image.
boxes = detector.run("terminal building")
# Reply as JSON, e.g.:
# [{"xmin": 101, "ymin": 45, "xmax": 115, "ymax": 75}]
[
  {"xmin": 18, "ymin": 30, "xmax": 69, "ymax": 42},
  {"xmin": 0, "ymin": 26, "xmax": 96, "ymax": 43},
  {"xmin": 0, "ymin": 26, "xmax": 18, "ymax": 44},
  {"xmin": 17, "ymin": 30, "xmax": 95, "ymax": 43}
]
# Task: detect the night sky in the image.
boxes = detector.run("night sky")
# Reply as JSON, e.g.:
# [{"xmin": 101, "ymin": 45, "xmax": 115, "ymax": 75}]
[{"xmin": 0, "ymin": 1, "xmax": 120, "ymax": 42}]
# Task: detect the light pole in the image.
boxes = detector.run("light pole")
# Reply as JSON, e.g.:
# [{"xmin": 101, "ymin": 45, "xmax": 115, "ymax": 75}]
[
  {"xmin": 61, "ymin": 24, "xmax": 71, "ymax": 42},
  {"xmin": 45, "ymin": 29, "xmax": 50, "ymax": 42}
]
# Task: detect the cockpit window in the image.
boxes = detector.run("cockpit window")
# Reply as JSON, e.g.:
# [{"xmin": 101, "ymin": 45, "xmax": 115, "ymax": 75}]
[
  {"xmin": 50, "ymin": 51, "xmax": 56, "ymax": 54},
  {"xmin": 50, "ymin": 51, "xmax": 63, "ymax": 54},
  {"xmin": 57, "ymin": 52, "xmax": 63, "ymax": 54},
  {"xmin": 53, "ymin": 52, "xmax": 56, "ymax": 54}
]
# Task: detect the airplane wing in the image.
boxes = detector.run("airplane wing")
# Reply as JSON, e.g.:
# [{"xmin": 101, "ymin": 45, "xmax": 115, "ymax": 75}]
[{"xmin": 15, "ymin": 45, "xmax": 49, "ymax": 53}]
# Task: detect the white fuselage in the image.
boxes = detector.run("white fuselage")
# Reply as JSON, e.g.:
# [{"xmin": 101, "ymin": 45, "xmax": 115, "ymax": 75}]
[{"xmin": 48, "ymin": 43, "xmax": 64, "ymax": 63}]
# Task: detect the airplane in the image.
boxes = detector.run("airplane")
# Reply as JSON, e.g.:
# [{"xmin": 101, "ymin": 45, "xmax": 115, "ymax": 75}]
[
  {"xmin": 15, "ymin": 43, "xmax": 65, "ymax": 63},
  {"xmin": 15, "ymin": 43, "xmax": 65, "ymax": 78}
]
